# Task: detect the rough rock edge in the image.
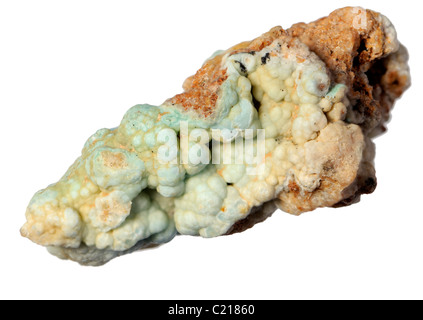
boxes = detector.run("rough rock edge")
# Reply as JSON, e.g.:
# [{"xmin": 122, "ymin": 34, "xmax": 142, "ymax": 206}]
[
  {"xmin": 226, "ymin": 201, "xmax": 277, "ymax": 235},
  {"xmin": 47, "ymin": 236, "xmax": 164, "ymax": 266}
]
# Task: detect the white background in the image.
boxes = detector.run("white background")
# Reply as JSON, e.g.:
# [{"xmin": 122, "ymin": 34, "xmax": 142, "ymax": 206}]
[{"xmin": 0, "ymin": 0, "xmax": 421, "ymax": 300}]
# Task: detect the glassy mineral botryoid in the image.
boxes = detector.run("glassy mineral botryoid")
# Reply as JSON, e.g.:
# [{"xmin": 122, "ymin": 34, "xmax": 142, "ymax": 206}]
[{"xmin": 21, "ymin": 7, "xmax": 410, "ymax": 266}]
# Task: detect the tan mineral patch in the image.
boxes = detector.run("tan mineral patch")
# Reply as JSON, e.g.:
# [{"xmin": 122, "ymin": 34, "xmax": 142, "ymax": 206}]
[{"xmin": 102, "ymin": 151, "xmax": 127, "ymax": 169}]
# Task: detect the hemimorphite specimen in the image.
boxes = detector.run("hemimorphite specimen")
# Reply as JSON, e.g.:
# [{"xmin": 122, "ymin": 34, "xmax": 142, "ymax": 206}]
[{"xmin": 21, "ymin": 7, "xmax": 410, "ymax": 265}]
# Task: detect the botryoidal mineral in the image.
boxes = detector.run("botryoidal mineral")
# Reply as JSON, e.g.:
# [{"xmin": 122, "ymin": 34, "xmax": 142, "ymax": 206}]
[{"xmin": 21, "ymin": 7, "xmax": 410, "ymax": 265}]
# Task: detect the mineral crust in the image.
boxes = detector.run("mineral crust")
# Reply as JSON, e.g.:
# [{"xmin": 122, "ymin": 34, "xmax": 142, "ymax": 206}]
[{"xmin": 21, "ymin": 7, "xmax": 410, "ymax": 265}]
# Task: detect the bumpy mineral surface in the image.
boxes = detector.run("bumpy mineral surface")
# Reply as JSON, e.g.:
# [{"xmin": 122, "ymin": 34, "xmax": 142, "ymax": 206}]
[{"xmin": 21, "ymin": 7, "xmax": 410, "ymax": 265}]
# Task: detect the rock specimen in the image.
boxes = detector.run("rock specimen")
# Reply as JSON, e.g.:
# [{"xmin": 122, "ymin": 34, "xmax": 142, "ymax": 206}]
[{"xmin": 21, "ymin": 7, "xmax": 410, "ymax": 265}]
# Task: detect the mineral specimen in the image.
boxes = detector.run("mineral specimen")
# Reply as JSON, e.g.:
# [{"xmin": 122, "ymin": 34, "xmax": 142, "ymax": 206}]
[{"xmin": 21, "ymin": 7, "xmax": 410, "ymax": 265}]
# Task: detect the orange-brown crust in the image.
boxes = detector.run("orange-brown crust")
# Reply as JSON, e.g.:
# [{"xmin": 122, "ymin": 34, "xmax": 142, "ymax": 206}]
[
  {"xmin": 170, "ymin": 54, "xmax": 228, "ymax": 118},
  {"xmin": 287, "ymin": 7, "xmax": 410, "ymax": 134},
  {"xmin": 167, "ymin": 27, "xmax": 287, "ymax": 118}
]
